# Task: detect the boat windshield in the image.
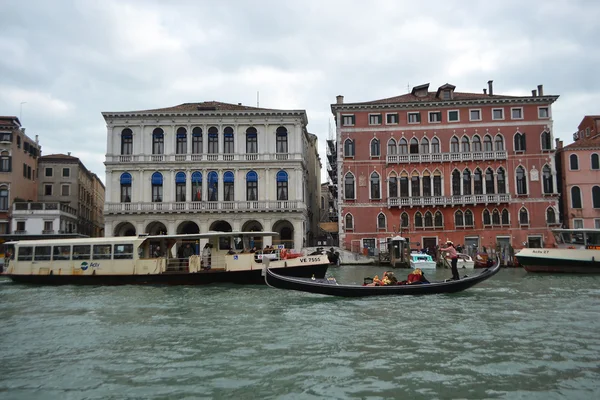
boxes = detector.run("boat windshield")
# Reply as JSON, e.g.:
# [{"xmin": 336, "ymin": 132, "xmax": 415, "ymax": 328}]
[
  {"xmin": 560, "ymin": 231, "xmax": 585, "ymax": 246},
  {"xmin": 413, "ymin": 255, "xmax": 431, "ymax": 261},
  {"xmin": 585, "ymin": 232, "xmax": 600, "ymax": 246}
]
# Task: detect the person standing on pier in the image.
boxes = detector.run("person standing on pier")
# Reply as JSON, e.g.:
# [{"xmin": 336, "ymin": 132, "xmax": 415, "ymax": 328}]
[{"xmin": 440, "ymin": 240, "xmax": 460, "ymax": 281}]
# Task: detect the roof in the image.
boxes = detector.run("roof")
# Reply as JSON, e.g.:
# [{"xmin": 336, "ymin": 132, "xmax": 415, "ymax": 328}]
[
  {"xmin": 108, "ymin": 101, "xmax": 286, "ymax": 114},
  {"xmin": 0, "ymin": 116, "xmax": 21, "ymax": 128},
  {"xmin": 359, "ymin": 91, "xmax": 528, "ymax": 105},
  {"xmin": 563, "ymin": 135, "xmax": 600, "ymax": 150},
  {"xmin": 39, "ymin": 153, "xmax": 79, "ymax": 160}
]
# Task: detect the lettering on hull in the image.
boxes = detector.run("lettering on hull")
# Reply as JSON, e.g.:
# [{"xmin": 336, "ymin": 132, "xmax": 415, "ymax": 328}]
[{"xmin": 299, "ymin": 257, "xmax": 321, "ymax": 263}]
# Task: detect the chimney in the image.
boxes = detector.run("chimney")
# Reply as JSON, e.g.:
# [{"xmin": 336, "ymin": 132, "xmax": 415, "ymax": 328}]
[
  {"xmin": 532, "ymin": 89, "xmax": 537, "ymax": 97},
  {"xmin": 238, "ymin": 102, "xmax": 242, "ymax": 105},
  {"xmin": 537, "ymin": 85, "xmax": 544, "ymax": 96},
  {"xmin": 556, "ymin": 138, "xmax": 562, "ymax": 150},
  {"xmin": 483, "ymin": 88, "xmax": 487, "ymax": 95},
  {"xmin": 336, "ymin": 95, "xmax": 344, "ymax": 104},
  {"xmin": 487, "ymin": 80, "xmax": 493, "ymax": 96},
  {"xmin": 68, "ymin": 152, "xmax": 71, "ymax": 156}
]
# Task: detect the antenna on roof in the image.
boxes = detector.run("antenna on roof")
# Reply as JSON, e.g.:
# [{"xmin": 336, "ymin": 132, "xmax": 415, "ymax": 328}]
[
  {"xmin": 407, "ymin": 83, "xmax": 410, "ymax": 93},
  {"xmin": 257, "ymin": 91, "xmax": 259, "ymax": 107}
]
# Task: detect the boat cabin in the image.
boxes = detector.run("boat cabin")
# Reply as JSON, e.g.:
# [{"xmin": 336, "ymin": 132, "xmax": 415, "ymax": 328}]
[{"xmin": 552, "ymin": 229, "xmax": 600, "ymax": 250}]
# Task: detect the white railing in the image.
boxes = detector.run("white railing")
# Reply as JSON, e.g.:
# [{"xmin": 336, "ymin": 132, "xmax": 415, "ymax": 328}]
[
  {"xmin": 386, "ymin": 151, "xmax": 507, "ymax": 164},
  {"xmin": 105, "ymin": 200, "xmax": 306, "ymax": 213},
  {"xmin": 388, "ymin": 193, "xmax": 511, "ymax": 207},
  {"xmin": 106, "ymin": 153, "xmax": 303, "ymax": 163}
]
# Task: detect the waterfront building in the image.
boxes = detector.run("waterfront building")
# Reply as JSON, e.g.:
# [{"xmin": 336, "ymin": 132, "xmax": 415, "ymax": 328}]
[
  {"xmin": 556, "ymin": 115, "xmax": 600, "ymax": 229},
  {"xmin": 331, "ymin": 82, "xmax": 560, "ymax": 256},
  {"xmin": 37, "ymin": 153, "xmax": 105, "ymax": 237},
  {"xmin": 11, "ymin": 201, "xmax": 79, "ymax": 236},
  {"xmin": 102, "ymin": 101, "xmax": 321, "ymax": 249}
]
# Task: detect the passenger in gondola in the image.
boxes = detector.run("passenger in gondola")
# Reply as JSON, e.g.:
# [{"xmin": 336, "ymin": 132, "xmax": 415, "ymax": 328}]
[
  {"xmin": 382, "ymin": 271, "xmax": 398, "ymax": 285},
  {"xmin": 250, "ymin": 246, "xmax": 257, "ymax": 253},
  {"xmin": 227, "ymin": 248, "xmax": 236, "ymax": 255}
]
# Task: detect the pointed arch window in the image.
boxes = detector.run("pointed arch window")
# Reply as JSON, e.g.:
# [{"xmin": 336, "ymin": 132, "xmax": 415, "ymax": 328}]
[
  {"xmin": 454, "ymin": 210, "xmax": 464, "ymax": 227},
  {"xmin": 276, "ymin": 127, "xmax": 288, "ymax": 153},
  {"xmin": 388, "ymin": 173, "xmax": 398, "ymax": 198},
  {"xmin": 207, "ymin": 171, "xmax": 218, "ymax": 201},
  {"xmin": 120, "ymin": 172, "xmax": 132, "ymax": 203},
  {"xmin": 387, "ymin": 139, "xmax": 397, "ymax": 155},
  {"xmin": 483, "ymin": 209, "xmax": 491, "ymax": 225},
  {"xmin": 464, "ymin": 210, "xmax": 474, "ymax": 226},
  {"xmin": 485, "ymin": 168, "xmax": 495, "ymax": 194},
  {"xmin": 151, "ymin": 172, "xmax": 163, "ymax": 202},
  {"xmin": 192, "ymin": 127, "xmax": 203, "ymax": 154},
  {"xmin": 463, "ymin": 169, "xmax": 472, "ymax": 195},
  {"xmin": 399, "ymin": 172, "xmax": 409, "ymax": 197},
  {"xmin": 121, "ymin": 128, "xmax": 133, "ymax": 155},
  {"xmin": 434, "ymin": 211, "xmax": 443, "ymax": 227},
  {"xmin": 223, "ymin": 171, "xmax": 234, "ymax": 201},
  {"xmin": 461, "ymin": 136, "xmax": 470, "ymax": 152},
  {"xmin": 411, "ymin": 172, "xmax": 420, "ymax": 197},
  {"xmin": 422, "ymin": 171, "xmax": 431, "ymax": 197},
  {"xmin": 208, "ymin": 127, "xmax": 218, "ymax": 154},
  {"xmin": 277, "ymin": 170, "xmax": 288, "ymax": 201},
  {"xmin": 571, "ymin": 186, "xmax": 582, "ymax": 208},
  {"xmin": 570, "ymin": 154, "xmax": 579, "ymax": 170},
  {"xmin": 399, "ymin": 138, "xmax": 408, "ymax": 154},
  {"xmin": 497, "ymin": 167, "xmax": 506, "ymax": 194},
  {"xmin": 483, "ymin": 135, "xmax": 493, "ymax": 152},
  {"xmin": 592, "ymin": 153, "xmax": 600, "ymax": 170},
  {"xmin": 519, "ymin": 208, "xmax": 529, "ymax": 225},
  {"xmin": 452, "ymin": 170, "xmax": 461, "ymax": 195},
  {"xmin": 345, "ymin": 213, "xmax": 354, "ymax": 230},
  {"xmin": 541, "ymin": 131, "xmax": 552, "ymax": 151},
  {"xmin": 450, "ymin": 136, "xmax": 460, "ymax": 153},
  {"xmin": 246, "ymin": 127, "xmax": 258, "ymax": 154},
  {"xmin": 370, "ymin": 172, "xmax": 381, "ymax": 199},
  {"xmin": 371, "ymin": 138, "xmax": 381, "ymax": 157},
  {"xmin": 344, "ymin": 173, "xmax": 355, "ymax": 199},
  {"xmin": 516, "ymin": 166, "xmax": 527, "ymax": 194},
  {"xmin": 401, "ymin": 212, "xmax": 409, "ymax": 228},
  {"xmin": 474, "ymin": 169, "xmax": 483, "ymax": 195},
  {"xmin": 246, "ymin": 171, "xmax": 258, "ymax": 201},
  {"xmin": 543, "ymin": 165, "xmax": 554, "ymax": 194},
  {"xmin": 495, "ymin": 135, "xmax": 505, "ymax": 151},
  {"xmin": 176, "ymin": 127, "xmax": 187, "ymax": 154},
  {"xmin": 175, "ymin": 171, "xmax": 186, "ymax": 202},
  {"xmin": 152, "ymin": 128, "xmax": 164, "ymax": 154},
  {"xmin": 377, "ymin": 213, "xmax": 386, "ymax": 229},
  {"xmin": 421, "ymin": 137, "xmax": 429, "ymax": 154},
  {"xmin": 514, "ymin": 132, "xmax": 526, "ymax": 151},
  {"xmin": 424, "ymin": 211, "xmax": 433, "ymax": 227},
  {"xmin": 501, "ymin": 209, "xmax": 509, "ymax": 225},
  {"xmin": 0, "ymin": 186, "xmax": 8, "ymax": 211},
  {"xmin": 192, "ymin": 172, "xmax": 202, "ymax": 201},
  {"xmin": 409, "ymin": 138, "xmax": 419, "ymax": 154},
  {"xmin": 344, "ymin": 138, "xmax": 355, "ymax": 157},
  {"xmin": 472, "ymin": 135, "xmax": 482, "ymax": 152},
  {"xmin": 593, "ymin": 186, "xmax": 600, "ymax": 208},
  {"xmin": 431, "ymin": 137, "xmax": 440, "ymax": 153},
  {"xmin": 433, "ymin": 171, "xmax": 442, "ymax": 196},
  {"xmin": 546, "ymin": 207, "xmax": 556, "ymax": 224},
  {"xmin": 492, "ymin": 209, "xmax": 501, "ymax": 225},
  {"xmin": 415, "ymin": 212, "xmax": 423, "ymax": 228}
]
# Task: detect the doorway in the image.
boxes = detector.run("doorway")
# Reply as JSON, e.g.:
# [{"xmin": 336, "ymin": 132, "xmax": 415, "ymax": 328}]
[
  {"xmin": 422, "ymin": 237, "xmax": 438, "ymax": 258},
  {"xmin": 528, "ymin": 235, "xmax": 543, "ymax": 248},
  {"xmin": 464, "ymin": 236, "xmax": 480, "ymax": 256}
]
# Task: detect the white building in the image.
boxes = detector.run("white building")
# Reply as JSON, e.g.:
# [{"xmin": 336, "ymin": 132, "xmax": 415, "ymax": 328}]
[
  {"xmin": 102, "ymin": 101, "xmax": 321, "ymax": 250},
  {"xmin": 11, "ymin": 202, "xmax": 78, "ymax": 235}
]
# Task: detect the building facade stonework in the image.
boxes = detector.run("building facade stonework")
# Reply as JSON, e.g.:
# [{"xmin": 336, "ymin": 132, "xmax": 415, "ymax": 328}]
[{"xmin": 102, "ymin": 101, "xmax": 321, "ymax": 250}]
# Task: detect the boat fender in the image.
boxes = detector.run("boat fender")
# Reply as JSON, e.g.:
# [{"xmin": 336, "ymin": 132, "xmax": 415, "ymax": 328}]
[
  {"xmin": 49, "ymin": 270, "xmax": 53, "ymax": 275},
  {"xmin": 284, "ymin": 261, "xmax": 287, "ymax": 268}
]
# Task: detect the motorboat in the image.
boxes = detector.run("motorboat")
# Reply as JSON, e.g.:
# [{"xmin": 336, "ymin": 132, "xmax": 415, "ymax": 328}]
[{"xmin": 409, "ymin": 253, "xmax": 436, "ymax": 269}]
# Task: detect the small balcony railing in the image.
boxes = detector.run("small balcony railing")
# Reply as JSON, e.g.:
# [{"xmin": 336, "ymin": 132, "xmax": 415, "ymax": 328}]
[
  {"xmin": 388, "ymin": 193, "xmax": 511, "ymax": 207},
  {"xmin": 105, "ymin": 200, "xmax": 307, "ymax": 214},
  {"xmin": 107, "ymin": 153, "xmax": 303, "ymax": 163},
  {"xmin": 386, "ymin": 151, "xmax": 507, "ymax": 164}
]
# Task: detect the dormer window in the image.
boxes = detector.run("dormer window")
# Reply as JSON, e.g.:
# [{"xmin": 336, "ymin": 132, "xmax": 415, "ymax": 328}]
[
  {"xmin": 411, "ymin": 83, "xmax": 430, "ymax": 98},
  {"xmin": 443, "ymin": 90, "xmax": 451, "ymax": 100},
  {"xmin": 436, "ymin": 83, "xmax": 456, "ymax": 100}
]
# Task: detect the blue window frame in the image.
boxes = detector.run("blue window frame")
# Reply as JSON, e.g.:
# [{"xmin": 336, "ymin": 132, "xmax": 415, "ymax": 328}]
[
  {"xmin": 192, "ymin": 171, "xmax": 202, "ymax": 201},
  {"xmin": 276, "ymin": 170, "xmax": 288, "ymax": 200},
  {"xmin": 208, "ymin": 171, "xmax": 218, "ymax": 201}
]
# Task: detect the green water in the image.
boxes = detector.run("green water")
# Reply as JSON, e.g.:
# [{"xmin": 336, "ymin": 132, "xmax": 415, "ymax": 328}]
[{"xmin": 1, "ymin": 267, "xmax": 599, "ymax": 400}]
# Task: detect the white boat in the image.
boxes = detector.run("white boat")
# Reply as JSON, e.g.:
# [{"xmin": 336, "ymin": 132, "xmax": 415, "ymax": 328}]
[
  {"xmin": 4, "ymin": 231, "xmax": 330, "ymax": 285},
  {"xmin": 409, "ymin": 253, "xmax": 436, "ymax": 269},
  {"xmin": 516, "ymin": 229, "xmax": 600, "ymax": 274},
  {"xmin": 443, "ymin": 253, "xmax": 475, "ymax": 269}
]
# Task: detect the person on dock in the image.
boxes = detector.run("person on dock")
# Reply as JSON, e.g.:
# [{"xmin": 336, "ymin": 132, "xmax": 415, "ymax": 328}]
[
  {"xmin": 440, "ymin": 240, "xmax": 460, "ymax": 280},
  {"xmin": 202, "ymin": 243, "xmax": 212, "ymax": 269}
]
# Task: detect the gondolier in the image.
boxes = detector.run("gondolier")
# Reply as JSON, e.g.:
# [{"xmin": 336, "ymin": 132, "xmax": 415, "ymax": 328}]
[{"xmin": 440, "ymin": 240, "xmax": 460, "ymax": 281}]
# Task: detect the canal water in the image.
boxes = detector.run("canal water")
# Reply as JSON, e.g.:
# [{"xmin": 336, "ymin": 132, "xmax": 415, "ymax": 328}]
[{"xmin": 1, "ymin": 267, "xmax": 599, "ymax": 400}]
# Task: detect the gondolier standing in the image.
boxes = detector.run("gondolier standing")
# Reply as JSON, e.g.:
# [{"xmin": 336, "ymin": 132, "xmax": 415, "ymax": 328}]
[{"xmin": 440, "ymin": 240, "xmax": 460, "ymax": 281}]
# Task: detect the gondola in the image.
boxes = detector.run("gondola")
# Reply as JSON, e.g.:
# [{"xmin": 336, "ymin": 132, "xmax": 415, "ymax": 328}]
[{"xmin": 264, "ymin": 257, "xmax": 501, "ymax": 297}]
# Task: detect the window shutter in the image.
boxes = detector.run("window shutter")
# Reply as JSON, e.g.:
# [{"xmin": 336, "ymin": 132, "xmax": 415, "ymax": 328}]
[
  {"xmin": 8, "ymin": 157, "xmax": 11, "ymax": 172},
  {"xmin": 522, "ymin": 133, "xmax": 527, "ymax": 151}
]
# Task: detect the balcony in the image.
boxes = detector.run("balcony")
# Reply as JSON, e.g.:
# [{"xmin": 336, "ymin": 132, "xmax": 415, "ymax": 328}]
[
  {"xmin": 388, "ymin": 193, "xmax": 511, "ymax": 208},
  {"xmin": 105, "ymin": 200, "xmax": 307, "ymax": 214},
  {"xmin": 386, "ymin": 151, "xmax": 507, "ymax": 164},
  {"xmin": 13, "ymin": 202, "xmax": 78, "ymax": 217},
  {"xmin": 106, "ymin": 153, "xmax": 303, "ymax": 163}
]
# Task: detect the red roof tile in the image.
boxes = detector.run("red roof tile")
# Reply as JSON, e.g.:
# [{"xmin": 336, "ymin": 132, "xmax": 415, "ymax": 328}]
[
  {"xmin": 118, "ymin": 101, "xmax": 281, "ymax": 114},
  {"xmin": 358, "ymin": 91, "xmax": 527, "ymax": 105},
  {"xmin": 563, "ymin": 135, "xmax": 600, "ymax": 150},
  {"xmin": 39, "ymin": 153, "xmax": 79, "ymax": 160}
]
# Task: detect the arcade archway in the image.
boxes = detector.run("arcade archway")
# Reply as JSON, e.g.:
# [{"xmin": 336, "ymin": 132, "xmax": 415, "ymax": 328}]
[
  {"xmin": 114, "ymin": 222, "xmax": 136, "ymax": 237},
  {"xmin": 272, "ymin": 220, "xmax": 294, "ymax": 249}
]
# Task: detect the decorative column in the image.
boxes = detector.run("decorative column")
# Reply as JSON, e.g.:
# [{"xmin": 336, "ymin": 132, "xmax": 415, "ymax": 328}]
[
  {"xmin": 139, "ymin": 124, "xmax": 145, "ymax": 157},
  {"xmin": 295, "ymin": 168, "xmax": 302, "ymax": 201},
  {"xmin": 202, "ymin": 168, "xmax": 208, "ymax": 203},
  {"xmin": 105, "ymin": 171, "xmax": 112, "ymax": 203},
  {"xmin": 169, "ymin": 169, "xmax": 175, "ymax": 203},
  {"xmin": 138, "ymin": 169, "xmax": 144, "ymax": 203},
  {"xmin": 217, "ymin": 169, "xmax": 223, "ymax": 202},
  {"xmin": 293, "ymin": 219, "xmax": 303, "ymax": 251},
  {"xmin": 265, "ymin": 168, "xmax": 270, "ymax": 203},
  {"xmin": 106, "ymin": 125, "xmax": 114, "ymax": 157},
  {"xmin": 185, "ymin": 169, "xmax": 192, "ymax": 204}
]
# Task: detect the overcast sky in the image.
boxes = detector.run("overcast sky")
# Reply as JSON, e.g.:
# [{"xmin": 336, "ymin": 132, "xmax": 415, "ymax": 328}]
[{"xmin": 1, "ymin": 0, "xmax": 599, "ymax": 184}]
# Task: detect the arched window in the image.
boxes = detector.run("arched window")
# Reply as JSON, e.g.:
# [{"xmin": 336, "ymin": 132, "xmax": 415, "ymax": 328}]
[
  {"xmin": 422, "ymin": 170, "xmax": 431, "ymax": 197},
  {"xmin": 571, "ymin": 186, "xmax": 582, "ymax": 208},
  {"xmin": 377, "ymin": 213, "xmax": 386, "ymax": 229},
  {"xmin": 401, "ymin": 212, "xmax": 409, "ymax": 228},
  {"xmin": 387, "ymin": 139, "xmax": 397, "ymax": 155},
  {"xmin": 431, "ymin": 137, "xmax": 440, "ymax": 153},
  {"xmin": 223, "ymin": 171, "xmax": 234, "ymax": 201},
  {"xmin": 399, "ymin": 172, "xmax": 409, "ymax": 197},
  {"xmin": 175, "ymin": 171, "xmax": 186, "ymax": 202},
  {"xmin": 452, "ymin": 170, "xmax": 461, "ymax": 195},
  {"xmin": 474, "ymin": 169, "xmax": 483, "ymax": 195},
  {"xmin": 501, "ymin": 209, "xmax": 509, "ymax": 225},
  {"xmin": 543, "ymin": 165, "xmax": 554, "ymax": 194},
  {"xmin": 208, "ymin": 127, "xmax": 218, "ymax": 154},
  {"xmin": 120, "ymin": 172, "xmax": 132, "ymax": 203},
  {"xmin": 191, "ymin": 172, "xmax": 202, "ymax": 201},
  {"xmin": 485, "ymin": 168, "xmax": 495, "ymax": 194},
  {"xmin": 399, "ymin": 138, "xmax": 408, "ymax": 154},
  {"xmin": 345, "ymin": 213, "xmax": 354, "ymax": 230},
  {"xmin": 454, "ymin": 210, "xmax": 464, "ymax": 227},
  {"xmin": 424, "ymin": 211, "xmax": 433, "ymax": 227},
  {"xmin": 411, "ymin": 172, "xmax": 420, "ymax": 197},
  {"xmin": 276, "ymin": 170, "xmax": 288, "ymax": 201},
  {"xmin": 514, "ymin": 132, "xmax": 526, "ymax": 151},
  {"xmin": 462, "ymin": 169, "xmax": 472, "ymax": 195},
  {"xmin": 176, "ymin": 127, "xmax": 187, "ymax": 154},
  {"xmin": 207, "ymin": 171, "xmax": 218, "ymax": 201},
  {"xmin": 516, "ymin": 166, "xmax": 527, "ymax": 194},
  {"xmin": 276, "ymin": 127, "xmax": 288, "ymax": 153},
  {"xmin": 593, "ymin": 186, "xmax": 600, "ymax": 208},
  {"xmin": 121, "ymin": 128, "xmax": 133, "ymax": 155},
  {"xmin": 0, "ymin": 185, "xmax": 8, "ymax": 210},
  {"xmin": 472, "ymin": 135, "xmax": 482, "ymax": 152},
  {"xmin": 570, "ymin": 154, "xmax": 579, "ymax": 170},
  {"xmin": 464, "ymin": 210, "xmax": 474, "ymax": 226},
  {"xmin": 519, "ymin": 208, "xmax": 529, "ymax": 225},
  {"xmin": 420, "ymin": 137, "xmax": 429, "ymax": 154},
  {"xmin": 483, "ymin": 135, "xmax": 493, "ymax": 152},
  {"xmin": 246, "ymin": 127, "xmax": 258, "ymax": 154},
  {"xmin": 592, "ymin": 153, "xmax": 600, "ymax": 170},
  {"xmin": 370, "ymin": 172, "xmax": 381, "ymax": 199},
  {"xmin": 497, "ymin": 167, "xmax": 506, "ymax": 194},
  {"xmin": 433, "ymin": 170, "xmax": 442, "ymax": 196},
  {"xmin": 344, "ymin": 173, "xmax": 355, "ymax": 199},
  {"xmin": 409, "ymin": 138, "xmax": 419, "ymax": 154},
  {"xmin": 492, "ymin": 209, "xmax": 501, "ymax": 225},
  {"xmin": 483, "ymin": 209, "xmax": 491, "ymax": 225},
  {"xmin": 415, "ymin": 212, "xmax": 423, "ymax": 227},
  {"xmin": 450, "ymin": 136, "xmax": 459, "ymax": 153},
  {"xmin": 192, "ymin": 127, "xmax": 203, "ymax": 154},
  {"xmin": 246, "ymin": 171, "xmax": 258, "ymax": 201},
  {"xmin": 151, "ymin": 172, "xmax": 163, "ymax": 202},
  {"xmin": 223, "ymin": 127, "xmax": 234, "ymax": 154},
  {"xmin": 495, "ymin": 135, "xmax": 505, "ymax": 151},
  {"xmin": 461, "ymin": 136, "xmax": 470, "ymax": 152},
  {"xmin": 546, "ymin": 207, "xmax": 556, "ymax": 224},
  {"xmin": 388, "ymin": 172, "xmax": 398, "ymax": 198},
  {"xmin": 434, "ymin": 211, "xmax": 443, "ymax": 227},
  {"xmin": 541, "ymin": 131, "xmax": 552, "ymax": 150},
  {"xmin": 370, "ymin": 138, "xmax": 380, "ymax": 157},
  {"xmin": 152, "ymin": 128, "xmax": 164, "ymax": 154},
  {"xmin": 344, "ymin": 138, "xmax": 355, "ymax": 157}
]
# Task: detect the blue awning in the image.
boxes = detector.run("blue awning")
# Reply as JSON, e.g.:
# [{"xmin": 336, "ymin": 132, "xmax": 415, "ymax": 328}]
[
  {"xmin": 120, "ymin": 172, "xmax": 132, "ymax": 185},
  {"xmin": 224, "ymin": 133, "xmax": 234, "ymax": 138},
  {"xmin": 247, "ymin": 171, "xmax": 258, "ymax": 182},
  {"xmin": 191, "ymin": 171, "xmax": 202, "ymax": 183},
  {"xmin": 223, "ymin": 171, "xmax": 234, "ymax": 183},
  {"xmin": 177, "ymin": 133, "xmax": 186, "ymax": 138},
  {"xmin": 151, "ymin": 172, "xmax": 163, "ymax": 185},
  {"xmin": 175, "ymin": 172, "xmax": 186, "ymax": 183},
  {"xmin": 276, "ymin": 171, "xmax": 288, "ymax": 182}
]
